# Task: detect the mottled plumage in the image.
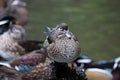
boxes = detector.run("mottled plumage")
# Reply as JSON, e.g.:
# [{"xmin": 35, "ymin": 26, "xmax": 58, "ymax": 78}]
[
  {"xmin": 43, "ymin": 23, "xmax": 81, "ymax": 63},
  {"xmin": 0, "ymin": 22, "xmax": 82, "ymax": 80},
  {"xmin": 0, "ymin": 65, "xmax": 22, "ymax": 80},
  {"xmin": 0, "ymin": 24, "xmax": 25, "ymax": 60},
  {"xmin": 22, "ymin": 58, "xmax": 55, "ymax": 80},
  {"xmin": 0, "ymin": 47, "xmax": 49, "ymax": 80}
]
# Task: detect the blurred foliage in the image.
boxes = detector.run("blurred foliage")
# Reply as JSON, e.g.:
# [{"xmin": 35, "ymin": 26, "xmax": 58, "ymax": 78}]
[{"xmin": 24, "ymin": 0, "xmax": 120, "ymax": 60}]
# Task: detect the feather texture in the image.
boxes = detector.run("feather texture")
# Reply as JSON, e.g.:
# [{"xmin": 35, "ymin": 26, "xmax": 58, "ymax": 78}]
[
  {"xmin": 0, "ymin": 24, "xmax": 26, "ymax": 60},
  {"xmin": 22, "ymin": 58, "xmax": 55, "ymax": 80},
  {"xmin": 43, "ymin": 23, "xmax": 81, "ymax": 63},
  {"xmin": 10, "ymin": 48, "xmax": 47, "ymax": 67},
  {"xmin": 0, "ymin": 30, "xmax": 25, "ymax": 60}
]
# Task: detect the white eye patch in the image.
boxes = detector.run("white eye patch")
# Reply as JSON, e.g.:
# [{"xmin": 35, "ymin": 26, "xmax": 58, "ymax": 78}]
[
  {"xmin": 0, "ymin": 20, "xmax": 8, "ymax": 26},
  {"xmin": 12, "ymin": 0, "xmax": 26, "ymax": 6}
]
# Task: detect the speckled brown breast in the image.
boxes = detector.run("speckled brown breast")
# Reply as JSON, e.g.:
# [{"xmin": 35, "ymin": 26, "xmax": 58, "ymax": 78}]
[{"xmin": 47, "ymin": 37, "xmax": 81, "ymax": 63}]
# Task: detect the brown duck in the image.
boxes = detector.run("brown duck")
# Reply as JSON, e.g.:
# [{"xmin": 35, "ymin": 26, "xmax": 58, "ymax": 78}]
[
  {"xmin": 43, "ymin": 23, "xmax": 81, "ymax": 63},
  {"xmin": 0, "ymin": 14, "xmax": 26, "ymax": 60}
]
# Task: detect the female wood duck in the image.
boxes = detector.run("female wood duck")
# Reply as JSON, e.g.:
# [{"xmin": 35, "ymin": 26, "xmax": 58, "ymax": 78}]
[
  {"xmin": 0, "ymin": 14, "xmax": 26, "ymax": 60},
  {"xmin": 0, "ymin": 14, "xmax": 44, "ymax": 61},
  {"xmin": 43, "ymin": 23, "xmax": 81, "ymax": 63},
  {"xmin": 6, "ymin": 0, "xmax": 28, "ymax": 26}
]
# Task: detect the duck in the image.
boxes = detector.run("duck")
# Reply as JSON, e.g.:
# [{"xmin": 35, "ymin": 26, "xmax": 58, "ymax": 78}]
[
  {"xmin": 43, "ymin": 23, "xmax": 81, "ymax": 63},
  {"xmin": 20, "ymin": 23, "xmax": 82, "ymax": 80},
  {"xmin": 6, "ymin": 0, "xmax": 29, "ymax": 26},
  {"xmin": 0, "ymin": 47, "xmax": 48, "ymax": 80},
  {"xmin": 0, "ymin": 14, "xmax": 26, "ymax": 60}
]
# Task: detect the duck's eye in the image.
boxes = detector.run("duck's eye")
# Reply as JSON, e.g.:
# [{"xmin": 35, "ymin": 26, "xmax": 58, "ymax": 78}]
[{"xmin": 58, "ymin": 27, "xmax": 64, "ymax": 31}]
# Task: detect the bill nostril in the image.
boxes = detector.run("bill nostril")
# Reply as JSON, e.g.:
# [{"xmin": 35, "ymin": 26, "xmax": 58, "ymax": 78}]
[
  {"xmin": 68, "ymin": 37, "xmax": 71, "ymax": 39},
  {"xmin": 65, "ymin": 32, "xmax": 71, "ymax": 38}
]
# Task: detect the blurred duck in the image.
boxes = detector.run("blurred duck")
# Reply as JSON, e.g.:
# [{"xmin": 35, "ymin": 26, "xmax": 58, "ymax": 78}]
[
  {"xmin": 0, "ymin": 14, "xmax": 44, "ymax": 61},
  {"xmin": 9, "ymin": 47, "xmax": 47, "ymax": 68},
  {"xmin": 0, "ymin": 47, "xmax": 48, "ymax": 80},
  {"xmin": 0, "ymin": 14, "xmax": 25, "ymax": 60},
  {"xmin": 0, "ymin": 65, "xmax": 22, "ymax": 80},
  {"xmin": 71, "ymin": 54, "xmax": 120, "ymax": 80},
  {"xmin": 0, "ymin": 0, "xmax": 29, "ymax": 26},
  {"xmin": 7, "ymin": 0, "xmax": 28, "ymax": 26}
]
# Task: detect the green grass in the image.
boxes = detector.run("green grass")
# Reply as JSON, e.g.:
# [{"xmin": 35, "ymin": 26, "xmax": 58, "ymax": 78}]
[{"xmin": 24, "ymin": 0, "xmax": 120, "ymax": 60}]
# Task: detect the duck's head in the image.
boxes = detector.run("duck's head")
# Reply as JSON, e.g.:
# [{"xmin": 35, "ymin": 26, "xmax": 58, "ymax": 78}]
[
  {"xmin": 0, "ymin": 14, "xmax": 15, "ymax": 35},
  {"xmin": 44, "ymin": 23, "xmax": 71, "ymax": 43}
]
